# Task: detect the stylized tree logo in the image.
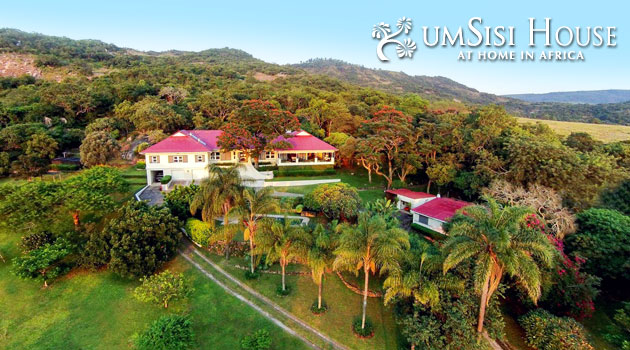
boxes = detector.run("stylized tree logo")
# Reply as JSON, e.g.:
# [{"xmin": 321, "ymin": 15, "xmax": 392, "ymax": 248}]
[{"xmin": 372, "ymin": 17, "xmax": 417, "ymax": 62}]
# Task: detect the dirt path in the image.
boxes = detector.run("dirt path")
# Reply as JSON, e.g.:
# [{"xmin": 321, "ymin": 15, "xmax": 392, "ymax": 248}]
[{"xmin": 179, "ymin": 242, "xmax": 349, "ymax": 350}]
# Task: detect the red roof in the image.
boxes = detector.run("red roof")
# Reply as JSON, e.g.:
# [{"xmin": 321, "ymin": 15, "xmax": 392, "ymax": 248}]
[
  {"xmin": 386, "ymin": 189, "xmax": 435, "ymax": 200},
  {"xmin": 275, "ymin": 131, "xmax": 337, "ymax": 151},
  {"xmin": 411, "ymin": 197, "xmax": 471, "ymax": 222},
  {"xmin": 141, "ymin": 130, "xmax": 336, "ymax": 154}
]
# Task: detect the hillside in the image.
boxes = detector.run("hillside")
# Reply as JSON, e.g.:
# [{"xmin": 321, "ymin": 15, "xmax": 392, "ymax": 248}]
[
  {"xmin": 516, "ymin": 117, "xmax": 630, "ymax": 142},
  {"xmin": 506, "ymin": 89, "xmax": 630, "ymax": 104}
]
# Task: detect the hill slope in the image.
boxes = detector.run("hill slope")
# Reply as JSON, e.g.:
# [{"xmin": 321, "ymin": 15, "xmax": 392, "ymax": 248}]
[{"xmin": 506, "ymin": 90, "xmax": 630, "ymax": 104}]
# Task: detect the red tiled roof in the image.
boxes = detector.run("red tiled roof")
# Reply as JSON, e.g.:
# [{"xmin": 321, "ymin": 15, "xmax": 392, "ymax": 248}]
[
  {"xmin": 275, "ymin": 131, "xmax": 337, "ymax": 151},
  {"xmin": 411, "ymin": 197, "xmax": 471, "ymax": 222},
  {"xmin": 141, "ymin": 130, "xmax": 336, "ymax": 154},
  {"xmin": 386, "ymin": 189, "xmax": 435, "ymax": 200}
]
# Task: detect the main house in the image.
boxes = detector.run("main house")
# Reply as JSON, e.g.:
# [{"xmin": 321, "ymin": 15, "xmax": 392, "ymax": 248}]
[
  {"xmin": 140, "ymin": 130, "xmax": 337, "ymax": 185},
  {"xmin": 386, "ymin": 189, "xmax": 471, "ymax": 234}
]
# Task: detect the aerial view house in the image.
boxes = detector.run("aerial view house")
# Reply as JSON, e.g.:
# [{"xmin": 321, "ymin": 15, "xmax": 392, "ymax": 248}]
[
  {"xmin": 387, "ymin": 189, "xmax": 471, "ymax": 234},
  {"xmin": 140, "ymin": 130, "xmax": 337, "ymax": 185}
]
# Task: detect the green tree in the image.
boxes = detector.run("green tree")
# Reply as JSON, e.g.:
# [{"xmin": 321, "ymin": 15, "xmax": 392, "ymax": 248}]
[
  {"xmin": 599, "ymin": 179, "xmax": 630, "ymax": 216},
  {"xmin": 134, "ymin": 270, "xmax": 193, "ymax": 308},
  {"xmin": 11, "ymin": 238, "xmax": 73, "ymax": 287},
  {"xmin": 258, "ymin": 217, "xmax": 309, "ymax": 292},
  {"xmin": 135, "ymin": 315, "xmax": 194, "ymax": 350},
  {"xmin": 79, "ymin": 130, "xmax": 119, "ymax": 167},
  {"xmin": 190, "ymin": 165, "xmax": 242, "ymax": 258},
  {"xmin": 164, "ymin": 184, "xmax": 200, "ymax": 221},
  {"xmin": 241, "ymin": 329, "xmax": 272, "ymax": 350},
  {"xmin": 307, "ymin": 224, "xmax": 336, "ymax": 310},
  {"xmin": 442, "ymin": 198, "xmax": 554, "ymax": 333},
  {"xmin": 303, "ymin": 183, "xmax": 361, "ymax": 221},
  {"xmin": 107, "ymin": 201, "xmax": 181, "ymax": 278},
  {"xmin": 333, "ymin": 213, "xmax": 409, "ymax": 330},
  {"xmin": 240, "ymin": 187, "xmax": 279, "ymax": 274}
]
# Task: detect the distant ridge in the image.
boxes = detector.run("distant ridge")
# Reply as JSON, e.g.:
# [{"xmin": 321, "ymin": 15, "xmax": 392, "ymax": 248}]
[{"xmin": 505, "ymin": 89, "xmax": 630, "ymax": 104}]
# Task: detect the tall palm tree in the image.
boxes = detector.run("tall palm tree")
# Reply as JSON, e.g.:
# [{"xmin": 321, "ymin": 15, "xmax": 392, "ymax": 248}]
[
  {"xmin": 442, "ymin": 197, "xmax": 554, "ymax": 334},
  {"xmin": 333, "ymin": 213, "xmax": 409, "ymax": 330},
  {"xmin": 258, "ymin": 217, "xmax": 309, "ymax": 292},
  {"xmin": 190, "ymin": 165, "xmax": 243, "ymax": 259},
  {"xmin": 240, "ymin": 187, "xmax": 279, "ymax": 273},
  {"xmin": 307, "ymin": 224, "xmax": 336, "ymax": 310}
]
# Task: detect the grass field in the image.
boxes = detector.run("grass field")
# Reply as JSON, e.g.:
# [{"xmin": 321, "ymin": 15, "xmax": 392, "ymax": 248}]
[
  {"xmin": 0, "ymin": 230, "xmax": 309, "ymax": 350},
  {"xmin": 198, "ymin": 250, "xmax": 402, "ymax": 350},
  {"xmin": 517, "ymin": 117, "xmax": 630, "ymax": 142}
]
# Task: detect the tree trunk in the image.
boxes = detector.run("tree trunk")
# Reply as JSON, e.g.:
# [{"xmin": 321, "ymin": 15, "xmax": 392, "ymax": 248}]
[
  {"xmin": 477, "ymin": 274, "xmax": 491, "ymax": 333},
  {"xmin": 318, "ymin": 274, "xmax": 323, "ymax": 309},
  {"xmin": 281, "ymin": 263, "xmax": 286, "ymax": 291},
  {"xmin": 223, "ymin": 212, "xmax": 230, "ymax": 260},
  {"xmin": 249, "ymin": 236, "xmax": 255, "ymax": 273},
  {"xmin": 426, "ymin": 180, "xmax": 432, "ymax": 194},
  {"xmin": 164, "ymin": 299, "xmax": 168, "ymax": 308},
  {"xmin": 72, "ymin": 211, "xmax": 80, "ymax": 228},
  {"xmin": 43, "ymin": 280, "xmax": 48, "ymax": 288},
  {"xmin": 361, "ymin": 265, "xmax": 369, "ymax": 329},
  {"xmin": 367, "ymin": 169, "xmax": 372, "ymax": 183}
]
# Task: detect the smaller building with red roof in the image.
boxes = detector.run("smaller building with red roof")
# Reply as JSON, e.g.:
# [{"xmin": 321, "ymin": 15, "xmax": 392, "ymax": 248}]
[
  {"xmin": 411, "ymin": 197, "xmax": 471, "ymax": 234},
  {"xmin": 385, "ymin": 189, "xmax": 435, "ymax": 212}
]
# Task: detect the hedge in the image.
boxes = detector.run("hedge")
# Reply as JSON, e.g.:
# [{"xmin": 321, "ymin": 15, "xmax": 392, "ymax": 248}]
[
  {"xmin": 411, "ymin": 223, "xmax": 447, "ymax": 241},
  {"xmin": 160, "ymin": 175, "xmax": 172, "ymax": 184},
  {"xmin": 50, "ymin": 163, "xmax": 80, "ymax": 171},
  {"xmin": 184, "ymin": 218, "xmax": 213, "ymax": 246},
  {"xmin": 273, "ymin": 166, "xmax": 336, "ymax": 177},
  {"xmin": 519, "ymin": 309, "xmax": 593, "ymax": 350}
]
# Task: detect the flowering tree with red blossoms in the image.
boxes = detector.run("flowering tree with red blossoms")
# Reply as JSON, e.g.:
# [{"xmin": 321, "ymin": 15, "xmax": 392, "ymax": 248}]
[
  {"xmin": 524, "ymin": 214, "xmax": 600, "ymax": 320},
  {"xmin": 217, "ymin": 100, "xmax": 300, "ymax": 167}
]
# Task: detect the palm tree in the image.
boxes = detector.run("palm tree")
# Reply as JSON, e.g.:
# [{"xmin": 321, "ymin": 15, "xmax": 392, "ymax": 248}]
[
  {"xmin": 190, "ymin": 165, "xmax": 243, "ymax": 259},
  {"xmin": 383, "ymin": 239, "xmax": 462, "ymax": 309},
  {"xmin": 442, "ymin": 197, "xmax": 554, "ymax": 334},
  {"xmin": 333, "ymin": 213, "xmax": 409, "ymax": 330},
  {"xmin": 307, "ymin": 224, "xmax": 336, "ymax": 310},
  {"xmin": 258, "ymin": 217, "xmax": 309, "ymax": 292},
  {"xmin": 240, "ymin": 187, "xmax": 279, "ymax": 273}
]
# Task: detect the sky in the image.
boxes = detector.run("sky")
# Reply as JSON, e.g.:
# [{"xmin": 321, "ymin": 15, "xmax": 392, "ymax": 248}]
[{"xmin": 0, "ymin": 0, "xmax": 627, "ymax": 95}]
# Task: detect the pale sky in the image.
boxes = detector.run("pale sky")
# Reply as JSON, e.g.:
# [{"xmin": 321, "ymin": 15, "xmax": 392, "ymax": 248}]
[{"xmin": 0, "ymin": 0, "xmax": 627, "ymax": 95}]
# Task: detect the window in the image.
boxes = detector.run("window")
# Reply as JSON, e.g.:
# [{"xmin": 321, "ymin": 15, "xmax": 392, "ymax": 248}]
[
  {"xmin": 210, "ymin": 152, "xmax": 221, "ymax": 160},
  {"xmin": 173, "ymin": 156, "xmax": 184, "ymax": 163},
  {"xmin": 416, "ymin": 215, "xmax": 429, "ymax": 225},
  {"xmin": 265, "ymin": 151, "xmax": 275, "ymax": 159},
  {"xmin": 150, "ymin": 156, "xmax": 159, "ymax": 163},
  {"xmin": 196, "ymin": 155, "xmax": 205, "ymax": 162}
]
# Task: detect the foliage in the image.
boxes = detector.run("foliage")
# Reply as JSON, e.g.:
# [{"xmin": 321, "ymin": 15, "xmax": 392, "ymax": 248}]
[
  {"xmin": 303, "ymin": 183, "xmax": 361, "ymax": 220},
  {"xmin": 307, "ymin": 224, "xmax": 336, "ymax": 311},
  {"xmin": 443, "ymin": 197, "xmax": 555, "ymax": 333},
  {"xmin": 165, "ymin": 184, "xmax": 199, "ymax": 221},
  {"xmin": 0, "ymin": 180, "xmax": 63, "ymax": 230},
  {"xmin": 135, "ymin": 315, "xmax": 194, "ymax": 350},
  {"xmin": 106, "ymin": 201, "xmax": 181, "ymax": 278},
  {"xmin": 239, "ymin": 187, "xmax": 279, "ymax": 273},
  {"xmin": 50, "ymin": 163, "xmax": 80, "ymax": 171},
  {"xmin": 519, "ymin": 309, "xmax": 593, "ymax": 350},
  {"xmin": 605, "ymin": 302, "xmax": 630, "ymax": 350},
  {"xmin": 352, "ymin": 316, "xmax": 374, "ymax": 337},
  {"xmin": 599, "ymin": 179, "xmax": 630, "ymax": 216},
  {"xmin": 565, "ymin": 208, "xmax": 630, "ymax": 283},
  {"xmin": 135, "ymin": 160, "xmax": 146, "ymax": 169},
  {"xmin": 184, "ymin": 218, "xmax": 213, "ymax": 246},
  {"xmin": 134, "ymin": 270, "xmax": 193, "ymax": 308},
  {"xmin": 160, "ymin": 175, "xmax": 172, "ymax": 184},
  {"xmin": 20, "ymin": 232, "xmax": 53, "ymax": 253},
  {"xmin": 11, "ymin": 238, "xmax": 74, "ymax": 287},
  {"xmin": 134, "ymin": 142, "xmax": 150, "ymax": 154},
  {"xmin": 79, "ymin": 131, "xmax": 119, "ymax": 167},
  {"xmin": 241, "ymin": 329, "xmax": 272, "ymax": 350}
]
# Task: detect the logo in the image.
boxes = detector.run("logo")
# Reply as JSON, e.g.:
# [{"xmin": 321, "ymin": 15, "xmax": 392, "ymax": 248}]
[{"xmin": 372, "ymin": 17, "xmax": 417, "ymax": 61}]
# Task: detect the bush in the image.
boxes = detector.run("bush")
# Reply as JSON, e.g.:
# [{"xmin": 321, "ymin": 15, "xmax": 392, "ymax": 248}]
[
  {"xmin": 135, "ymin": 315, "xmax": 194, "ymax": 350},
  {"xmin": 184, "ymin": 218, "xmax": 213, "ymax": 246},
  {"xmin": 50, "ymin": 163, "xmax": 80, "ymax": 171},
  {"xmin": 20, "ymin": 232, "xmax": 53, "ymax": 253},
  {"xmin": 135, "ymin": 142, "xmax": 150, "ymax": 154},
  {"xmin": 166, "ymin": 185, "xmax": 200, "ymax": 221},
  {"xmin": 135, "ymin": 161, "xmax": 146, "ymax": 169},
  {"xmin": 244, "ymin": 270, "xmax": 260, "ymax": 280},
  {"xmin": 273, "ymin": 166, "xmax": 336, "ymax": 177},
  {"xmin": 310, "ymin": 300, "xmax": 328, "ymax": 315},
  {"xmin": 519, "ymin": 309, "xmax": 593, "ymax": 350},
  {"xmin": 352, "ymin": 316, "xmax": 374, "ymax": 338},
  {"xmin": 303, "ymin": 183, "xmax": 361, "ymax": 220},
  {"xmin": 134, "ymin": 270, "xmax": 193, "ymax": 308},
  {"xmin": 241, "ymin": 329, "xmax": 271, "ymax": 350},
  {"xmin": 276, "ymin": 284, "xmax": 291, "ymax": 297},
  {"xmin": 160, "ymin": 175, "xmax": 172, "ymax": 184}
]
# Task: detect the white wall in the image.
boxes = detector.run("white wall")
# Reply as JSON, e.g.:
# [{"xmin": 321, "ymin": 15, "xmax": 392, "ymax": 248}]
[
  {"xmin": 412, "ymin": 213, "xmax": 445, "ymax": 233},
  {"xmin": 145, "ymin": 152, "xmax": 235, "ymax": 184}
]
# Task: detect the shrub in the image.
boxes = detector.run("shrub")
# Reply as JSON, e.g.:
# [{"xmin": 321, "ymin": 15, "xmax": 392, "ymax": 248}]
[
  {"xmin": 241, "ymin": 329, "xmax": 271, "ymax": 350},
  {"xmin": 352, "ymin": 316, "xmax": 374, "ymax": 338},
  {"xmin": 166, "ymin": 185, "xmax": 200, "ymax": 221},
  {"xmin": 184, "ymin": 218, "xmax": 213, "ymax": 246},
  {"xmin": 134, "ymin": 270, "xmax": 193, "ymax": 308},
  {"xmin": 160, "ymin": 175, "xmax": 172, "ymax": 184},
  {"xmin": 20, "ymin": 232, "xmax": 53, "ymax": 253},
  {"xmin": 519, "ymin": 309, "xmax": 593, "ymax": 350},
  {"xmin": 135, "ymin": 161, "xmax": 146, "ymax": 169},
  {"xmin": 135, "ymin": 142, "xmax": 150, "ymax": 154},
  {"xmin": 273, "ymin": 167, "xmax": 336, "ymax": 177},
  {"xmin": 604, "ymin": 302, "xmax": 630, "ymax": 349},
  {"xmin": 244, "ymin": 270, "xmax": 260, "ymax": 280},
  {"xmin": 310, "ymin": 300, "xmax": 328, "ymax": 315},
  {"xmin": 303, "ymin": 183, "xmax": 361, "ymax": 220},
  {"xmin": 276, "ymin": 284, "xmax": 291, "ymax": 297},
  {"xmin": 135, "ymin": 315, "xmax": 194, "ymax": 350}
]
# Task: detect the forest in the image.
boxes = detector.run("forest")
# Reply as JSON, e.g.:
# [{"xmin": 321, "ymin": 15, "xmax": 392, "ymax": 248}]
[{"xmin": 0, "ymin": 28, "xmax": 630, "ymax": 350}]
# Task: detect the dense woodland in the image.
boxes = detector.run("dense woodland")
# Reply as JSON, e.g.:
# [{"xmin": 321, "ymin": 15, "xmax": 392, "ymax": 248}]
[{"xmin": 1, "ymin": 28, "xmax": 630, "ymax": 350}]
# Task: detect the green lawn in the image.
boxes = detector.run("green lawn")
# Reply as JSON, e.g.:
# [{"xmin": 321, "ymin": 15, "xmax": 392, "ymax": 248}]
[
  {"xmin": 0, "ymin": 231, "xmax": 309, "ymax": 350},
  {"xmin": 198, "ymin": 249, "xmax": 402, "ymax": 350}
]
